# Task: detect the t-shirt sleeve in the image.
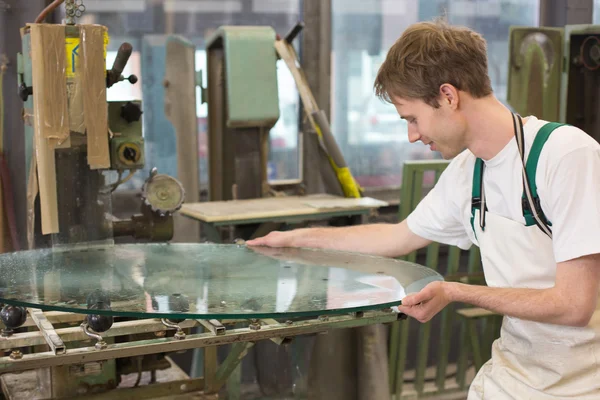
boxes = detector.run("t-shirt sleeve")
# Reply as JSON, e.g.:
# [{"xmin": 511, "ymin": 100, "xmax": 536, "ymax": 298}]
[
  {"xmin": 540, "ymin": 142, "xmax": 600, "ymax": 263},
  {"xmin": 406, "ymin": 156, "xmax": 473, "ymax": 250}
]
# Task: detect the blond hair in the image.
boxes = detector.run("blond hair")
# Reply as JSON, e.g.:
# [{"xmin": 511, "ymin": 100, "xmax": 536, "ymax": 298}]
[{"xmin": 374, "ymin": 20, "xmax": 493, "ymax": 108}]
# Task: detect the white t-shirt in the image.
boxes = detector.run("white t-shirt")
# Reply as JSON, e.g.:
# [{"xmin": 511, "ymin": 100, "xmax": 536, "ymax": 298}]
[{"xmin": 406, "ymin": 116, "xmax": 600, "ymax": 263}]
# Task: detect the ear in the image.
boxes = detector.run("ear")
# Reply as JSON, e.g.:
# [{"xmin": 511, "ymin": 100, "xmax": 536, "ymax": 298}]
[{"xmin": 439, "ymin": 84, "xmax": 459, "ymax": 110}]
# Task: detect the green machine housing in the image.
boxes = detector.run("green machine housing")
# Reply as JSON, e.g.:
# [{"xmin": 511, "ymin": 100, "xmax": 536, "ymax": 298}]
[
  {"xmin": 204, "ymin": 26, "xmax": 280, "ymax": 202},
  {"xmin": 508, "ymin": 24, "xmax": 600, "ymax": 142},
  {"xmin": 108, "ymin": 100, "xmax": 145, "ymax": 170}
]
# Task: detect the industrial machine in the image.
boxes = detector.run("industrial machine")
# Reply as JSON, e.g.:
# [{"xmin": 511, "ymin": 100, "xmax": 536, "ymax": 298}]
[
  {"xmin": 508, "ymin": 24, "xmax": 600, "ymax": 142},
  {"xmin": 17, "ymin": 0, "xmax": 185, "ymax": 250},
  {"xmin": 3, "ymin": 0, "xmax": 189, "ymax": 396},
  {"xmin": 204, "ymin": 22, "xmax": 361, "ymax": 204}
]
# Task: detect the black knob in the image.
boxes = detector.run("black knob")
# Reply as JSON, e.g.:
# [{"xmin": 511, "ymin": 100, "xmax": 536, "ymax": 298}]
[
  {"xmin": 121, "ymin": 101, "xmax": 143, "ymax": 123},
  {"xmin": 167, "ymin": 293, "xmax": 189, "ymax": 323},
  {"xmin": 127, "ymin": 74, "xmax": 138, "ymax": 84},
  {"xmin": 1, "ymin": 305, "xmax": 27, "ymax": 330},
  {"xmin": 86, "ymin": 313, "xmax": 113, "ymax": 333},
  {"xmin": 123, "ymin": 146, "xmax": 138, "ymax": 162},
  {"xmin": 87, "ymin": 300, "xmax": 113, "ymax": 333},
  {"xmin": 18, "ymin": 83, "xmax": 33, "ymax": 102}
]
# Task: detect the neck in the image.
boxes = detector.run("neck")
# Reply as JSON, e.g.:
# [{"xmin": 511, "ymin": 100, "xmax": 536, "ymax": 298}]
[{"xmin": 463, "ymin": 96, "xmax": 519, "ymax": 160}]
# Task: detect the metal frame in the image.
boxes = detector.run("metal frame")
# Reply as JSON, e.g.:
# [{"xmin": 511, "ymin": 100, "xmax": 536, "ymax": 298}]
[
  {"xmin": 0, "ymin": 308, "xmax": 399, "ymax": 397},
  {"xmin": 27, "ymin": 308, "xmax": 66, "ymax": 355}
]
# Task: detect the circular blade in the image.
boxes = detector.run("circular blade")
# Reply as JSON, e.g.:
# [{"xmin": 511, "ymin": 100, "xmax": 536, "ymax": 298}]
[{"xmin": 142, "ymin": 174, "xmax": 185, "ymax": 214}]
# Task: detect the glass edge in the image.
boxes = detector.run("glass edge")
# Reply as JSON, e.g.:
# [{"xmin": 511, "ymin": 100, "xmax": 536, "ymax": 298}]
[{"xmin": 0, "ymin": 298, "xmax": 405, "ymax": 321}]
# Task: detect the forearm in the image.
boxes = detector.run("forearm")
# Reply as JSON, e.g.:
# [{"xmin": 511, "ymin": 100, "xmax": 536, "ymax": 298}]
[
  {"xmin": 445, "ymin": 282, "xmax": 595, "ymax": 327},
  {"xmin": 288, "ymin": 220, "xmax": 428, "ymax": 258}
]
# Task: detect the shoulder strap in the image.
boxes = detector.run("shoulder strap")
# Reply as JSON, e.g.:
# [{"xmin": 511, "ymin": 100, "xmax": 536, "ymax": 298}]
[
  {"xmin": 470, "ymin": 158, "xmax": 485, "ymax": 236},
  {"xmin": 521, "ymin": 122, "xmax": 566, "ymax": 231}
]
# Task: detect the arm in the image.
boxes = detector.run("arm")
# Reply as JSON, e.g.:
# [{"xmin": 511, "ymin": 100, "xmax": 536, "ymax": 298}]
[
  {"xmin": 245, "ymin": 219, "xmax": 431, "ymax": 258},
  {"xmin": 399, "ymin": 253, "xmax": 600, "ymax": 327},
  {"xmin": 247, "ymin": 156, "xmax": 471, "ymax": 256}
]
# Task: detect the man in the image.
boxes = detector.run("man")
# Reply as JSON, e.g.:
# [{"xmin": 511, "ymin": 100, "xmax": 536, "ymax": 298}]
[{"xmin": 247, "ymin": 20, "xmax": 600, "ymax": 399}]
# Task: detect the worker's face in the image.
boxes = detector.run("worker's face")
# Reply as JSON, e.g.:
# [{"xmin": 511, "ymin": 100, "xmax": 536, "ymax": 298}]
[{"xmin": 392, "ymin": 89, "xmax": 467, "ymax": 159}]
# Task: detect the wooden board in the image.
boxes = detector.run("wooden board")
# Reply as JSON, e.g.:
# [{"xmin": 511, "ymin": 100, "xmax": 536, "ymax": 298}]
[
  {"xmin": 30, "ymin": 24, "xmax": 70, "ymax": 234},
  {"xmin": 26, "ymin": 150, "xmax": 39, "ymax": 249},
  {"xmin": 164, "ymin": 36, "xmax": 200, "ymax": 243},
  {"xmin": 28, "ymin": 24, "xmax": 70, "ymax": 142},
  {"xmin": 179, "ymin": 194, "xmax": 388, "ymax": 223},
  {"xmin": 81, "ymin": 25, "xmax": 110, "ymax": 169}
]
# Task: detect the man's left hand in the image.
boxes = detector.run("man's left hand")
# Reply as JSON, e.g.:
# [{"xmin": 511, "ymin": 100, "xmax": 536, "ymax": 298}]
[{"xmin": 397, "ymin": 281, "xmax": 451, "ymax": 323}]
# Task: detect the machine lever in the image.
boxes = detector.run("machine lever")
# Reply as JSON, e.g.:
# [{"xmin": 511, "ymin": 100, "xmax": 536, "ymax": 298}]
[
  {"xmin": 284, "ymin": 21, "xmax": 304, "ymax": 44},
  {"xmin": 107, "ymin": 42, "xmax": 133, "ymax": 88},
  {"xmin": 18, "ymin": 83, "xmax": 33, "ymax": 101}
]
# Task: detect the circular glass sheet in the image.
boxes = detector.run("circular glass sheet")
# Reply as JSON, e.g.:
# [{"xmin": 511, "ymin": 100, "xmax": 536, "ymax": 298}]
[{"xmin": 0, "ymin": 243, "xmax": 442, "ymax": 319}]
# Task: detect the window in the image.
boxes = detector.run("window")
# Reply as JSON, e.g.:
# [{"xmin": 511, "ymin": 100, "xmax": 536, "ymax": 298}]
[{"xmin": 331, "ymin": 0, "xmax": 540, "ymax": 189}]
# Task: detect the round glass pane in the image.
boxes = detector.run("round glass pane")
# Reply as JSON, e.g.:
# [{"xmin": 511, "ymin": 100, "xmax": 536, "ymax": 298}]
[{"xmin": 0, "ymin": 243, "xmax": 442, "ymax": 319}]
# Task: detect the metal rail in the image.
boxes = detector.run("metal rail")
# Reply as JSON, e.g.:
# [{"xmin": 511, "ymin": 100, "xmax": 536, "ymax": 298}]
[
  {"xmin": 27, "ymin": 308, "xmax": 66, "ymax": 354},
  {"xmin": 0, "ymin": 318, "xmax": 199, "ymax": 350},
  {"xmin": 0, "ymin": 310, "xmax": 399, "ymax": 374}
]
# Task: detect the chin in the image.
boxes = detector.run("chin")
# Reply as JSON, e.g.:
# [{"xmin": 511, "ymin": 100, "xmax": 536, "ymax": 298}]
[
  {"xmin": 436, "ymin": 151, "xmax": 456, "ymax": 160},
  {"xmin": 431, "ymin": 147, "xmax": 448, "ymax": 159},
  {"xmin": 439, "ymin": 146, "xmax": 465, "ymax": 160}
]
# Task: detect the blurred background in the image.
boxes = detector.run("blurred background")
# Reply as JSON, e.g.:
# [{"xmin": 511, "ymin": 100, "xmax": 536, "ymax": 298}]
[{"xmin": 53, "ymin": 0, "xmax": 544, "ymax": 198}]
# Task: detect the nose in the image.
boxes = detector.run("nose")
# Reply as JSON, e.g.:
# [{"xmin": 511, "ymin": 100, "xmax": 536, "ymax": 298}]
[{"xmin": 407, "ymin": 125, "xmax": 421, "ymax": 143}]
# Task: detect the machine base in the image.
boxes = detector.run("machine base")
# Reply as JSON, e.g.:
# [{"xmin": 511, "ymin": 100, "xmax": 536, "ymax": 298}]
[{"xmin": 0, "ymin": 356, "xmax": 217, "ymax": 400}]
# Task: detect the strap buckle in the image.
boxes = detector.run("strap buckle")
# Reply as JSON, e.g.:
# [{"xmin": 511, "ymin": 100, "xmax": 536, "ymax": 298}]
[
  {"xmin": 472, "ymin": 197, "xmax": 488, "ymax": 212},
  {"xmin": 521, "ymin": 196, "xmax": 542, "ymax": 215},
  {"xmin": 522, "ymin": 196, "xmax": 551, "ymax": 225}
]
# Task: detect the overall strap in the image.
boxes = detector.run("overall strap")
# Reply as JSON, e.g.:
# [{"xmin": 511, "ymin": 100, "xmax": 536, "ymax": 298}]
[
  {"xmin": 470, "ymin": 115, "xmax": 565, "ymax": 239},
  {"xmin": 470, "ymin": 158, "xmax": 485, "ymax": 237},
  {"xmin": 521, "ymin": 122, "xmax": 565, "ymax": 234}
]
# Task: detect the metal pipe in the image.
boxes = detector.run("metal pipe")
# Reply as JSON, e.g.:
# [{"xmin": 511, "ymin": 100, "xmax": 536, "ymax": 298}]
[
  {"xmin": 161, "ymin": 318, "xmax": 186, "ymax": 340},
  {"xmin": 81, "ymin": 322, "xmax": 107, "ymax": 350},
  {"xmin": 34, "ymin": 0, "xmax": 65, "ymax": 23}
]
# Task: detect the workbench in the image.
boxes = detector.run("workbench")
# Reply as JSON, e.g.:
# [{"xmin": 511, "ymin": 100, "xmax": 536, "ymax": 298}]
[
  {"xmin": 179, "ymin": 194, "xmax": 389, "ymax": 243},
  {"xmin": 0, "ymin": 242, "xmax": 440, "ymax": 399}
]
